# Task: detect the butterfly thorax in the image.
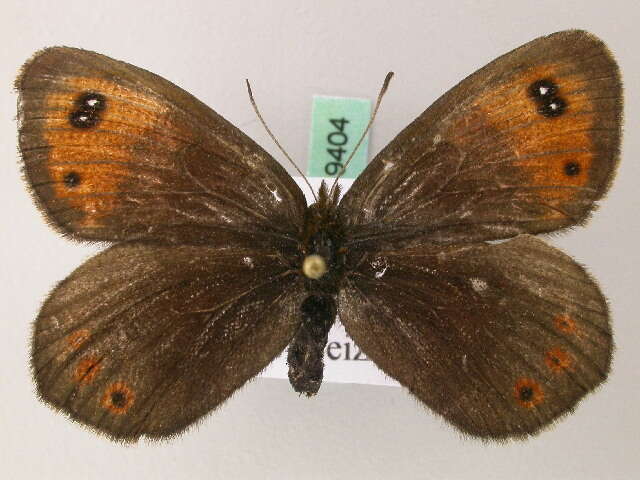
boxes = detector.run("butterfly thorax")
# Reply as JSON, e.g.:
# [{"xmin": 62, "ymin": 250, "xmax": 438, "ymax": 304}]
[
  {"xmin": 287, "ymin": 181, "xmax": 345, "ymax": 395},
  {"xmin": 299, "ymin": 180, "xmax": 346, "ymax": 291}
]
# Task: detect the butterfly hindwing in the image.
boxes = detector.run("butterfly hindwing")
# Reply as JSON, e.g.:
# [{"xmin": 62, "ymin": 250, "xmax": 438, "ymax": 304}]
[
  {"xmin": 339, "ymin": 30, "xmax": 622, "ymax": 245},
  {"xmin": 339, "ymin": 235, "xmax": 611, "ymax": 438},
  {"xmin": 32, "ymin": 242, "xmax": 304, "ymax": 441},
  {"xmin": 17, "ymin": 47, "xmax": 306, "ymax": 244}
]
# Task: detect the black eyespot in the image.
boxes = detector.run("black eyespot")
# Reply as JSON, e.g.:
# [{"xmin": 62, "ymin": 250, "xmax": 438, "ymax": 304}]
[
  {"xmin": 69, "ymin": 108, "xmax": 100, "ymax": 128},
  {"xmin": 69, "ymin": 92, "xmax": 106, "ymax": 128},
  {"xmin": 63, "ymin": 171, "xmax": 81, "ymax": 188},
  {"xmin": 519, "ymin": 386, "xmax": 534, "ymax": 402},
  {"xmin": 529, "ymin": 79, "xmax": 557, "ymax": 100},
  {"xmin": 78, "ymin": 92, "xmax": 106, "ymax": 111},
  {"xmin": 111, "ymin": 391, "xmax": 127, "ymax": 408},
  {"xmin": 538, "ymin": 97, "xmax": 567, "ymax": 117},
  {"xmin": 564, "ymin": 161, "xmax": 581, "ymax": 176}
]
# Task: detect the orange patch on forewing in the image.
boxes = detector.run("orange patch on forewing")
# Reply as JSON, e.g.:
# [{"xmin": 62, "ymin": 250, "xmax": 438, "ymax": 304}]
[
  {"xmin": 73, "ymin": 356, "xmax": 102, "ymax": 385},
  {"xmin": 471, "ymin": 64, "xmax": 595, "ymax": 204},
  {"xmin": 65, "ymin": 329, "xmax": 90, "ymax": 352},
  {"xmin": 514, "ymin": 378, "xmax": 544, "ymax": 408},
  {"xmin": 554, "ymin": 314, "xmax": 577, "ymax": 334},
  {"xmin": 101, "ymin": 381, "xmax": 135, "ymax": 415},
  {"xmin": 44, "ymin": 76, "xmax": 188, "ymax": 144},
  {"xmin": 545, "ymin": 348, "xmax": 573, "ymax": 373},
  {"xmin": 47, "ymin": 161, "xmax": 131, "ymax": 194},
  {"xmin": 38, "ymin": 76, "xmax": 188, "ymax": 229}
]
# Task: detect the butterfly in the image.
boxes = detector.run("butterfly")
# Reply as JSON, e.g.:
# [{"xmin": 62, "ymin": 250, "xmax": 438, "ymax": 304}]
[{"xmin": 16, "ymin": 29, "xmax": 621, "ymax": 442}]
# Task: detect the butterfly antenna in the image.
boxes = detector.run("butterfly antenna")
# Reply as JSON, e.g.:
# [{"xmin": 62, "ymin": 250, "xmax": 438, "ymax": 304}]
[
  {"xmin": 329, "ymin": 72, "xmax": 394, "ymax": 198},
  {"xmin": 246, "ymin": 79, "xmax": 317, "ymax": 203}
]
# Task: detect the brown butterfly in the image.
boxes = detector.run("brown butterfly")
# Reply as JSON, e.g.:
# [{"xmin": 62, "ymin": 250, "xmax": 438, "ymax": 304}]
[{"xmin": 17, "ymin": 29, "xmax": 622, "ymax": 442}]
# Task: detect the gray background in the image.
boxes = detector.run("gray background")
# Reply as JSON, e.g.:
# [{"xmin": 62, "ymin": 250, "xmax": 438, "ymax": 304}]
[{"xmin": 1, "ymin": 1, "xmax": 638, "ymax": 478}]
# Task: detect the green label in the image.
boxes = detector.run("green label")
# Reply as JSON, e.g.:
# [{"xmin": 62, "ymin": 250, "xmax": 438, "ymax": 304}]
[{"xmin": 307, "ymin": 95, "xmax": 371, "ymax": 179}]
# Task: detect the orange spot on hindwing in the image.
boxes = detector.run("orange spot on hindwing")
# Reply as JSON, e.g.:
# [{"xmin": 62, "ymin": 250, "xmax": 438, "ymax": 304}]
[
  {"xmin": 101, "ymin": 381, "xmax": 135, "ymax": 415},
  {"xmin": 545, "ymin": 348, "xmax": 573, "ymax": 373},
  {"xmin": 514, "ymin": 378, "xmax": 544, "ymax": 408},
  {"xmin": 65, "ymin": 329, "xmax": 90, "ymax": 352},
  {"xmin": 73, "ymin": 356, "xmax": 102, "ymax": 385},
  {"xmin": 554, "ymin": 314, "xmax": 577, "ymax": 334}
]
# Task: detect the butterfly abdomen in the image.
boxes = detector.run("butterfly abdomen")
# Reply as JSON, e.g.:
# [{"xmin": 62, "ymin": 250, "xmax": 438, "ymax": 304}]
[{"xmin": 287, "ymin": 295, "xmax": 336, "ymax": 395}]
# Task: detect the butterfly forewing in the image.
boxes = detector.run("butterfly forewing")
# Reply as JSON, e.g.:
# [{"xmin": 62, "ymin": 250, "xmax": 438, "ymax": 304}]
[
  {"xmin": 339, "ymin": 30, "xmax": 622, "ymax": 245},
  {"xmin": 339, "ymin": 235, "xmax": 611, "ymax": 438},
  {"xmin": 17, "ymin": 47, "xmax": 306, "ymax": 244},
  {"xmin": 32, "ymin": 243, "xmax": 305, "ymax": 441}
]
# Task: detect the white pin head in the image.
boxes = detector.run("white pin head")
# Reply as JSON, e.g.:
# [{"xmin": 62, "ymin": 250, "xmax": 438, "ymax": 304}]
[{"xmin": 302, "ymin": 254, "xmax": 328, "ymax": 280}]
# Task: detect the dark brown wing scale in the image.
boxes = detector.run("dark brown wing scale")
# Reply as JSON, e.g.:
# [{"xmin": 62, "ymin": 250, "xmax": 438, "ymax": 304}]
[
  {"xmin": 32, "ymin": 243, "xmax": 305, "ymax": 441},
  {"xmin": 339, "ymin": 30, "xmax": 621, "ymax": 246},
  {"xmin": 17, "ymin": 47, "xmax": 306, "ymax": 245},
  {"xmin": 338, "ymin": 30, "xmax": 621, "ymax": 439},
  {"xmin": 339, "ymin": 236, "xmax": 611, "ymax": 438},
  {"xmin": 17, "ymin": 47, "xmax": 310, "ymax": 441},
  {"xmin": 19, "ymin": 30, "xmax": 622, "ymax": 442}
]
